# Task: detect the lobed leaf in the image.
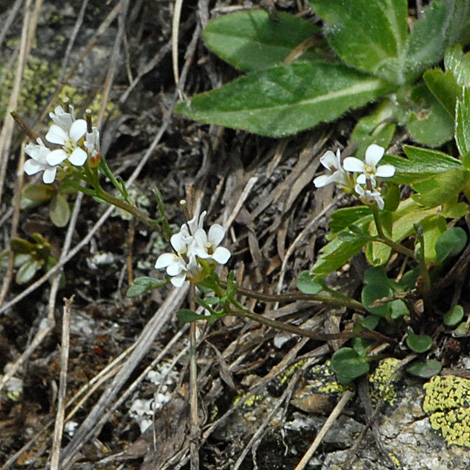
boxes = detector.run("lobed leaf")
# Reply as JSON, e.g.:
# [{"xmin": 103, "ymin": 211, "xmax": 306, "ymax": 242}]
[
  {"xmin": 203, "ymin": 10, "xmax": 321, "ymax": 72},
  {"xmin": 383, "ymin": 145, "xmax": 462, "ymax": 185},
  {"xmin": 176, "ymin": 62, "xmax": 394, "ymax": 137},
  {"xmin": 423, "ymin": 68, "xmax": 461, "ymax": 118}
]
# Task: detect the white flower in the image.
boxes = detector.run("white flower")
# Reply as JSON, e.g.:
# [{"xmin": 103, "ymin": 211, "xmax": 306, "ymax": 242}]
[
  {"xmin": 194, "ymin": 224, "xmax": 231, "ymax": 264},
  {"xmin": 343, "ymin": 144, "xmax": 395, "ymax": 187},
  {"xmin": 355, "ymin": 183, "xmax": 385, "ymax": 210},
  {"xmin": 24, "ymin": 138, "xmax": 58, "ymax": 184},
  {"xmin": 49, "ymin": 105, "xmax": 76, "ymax": 132},
  {"xmin": 155, "ymin": 213, "xmax": 231, "ymax": 287},
  {"xmin": 181, "ymin": 211, "xmax": 207, "ymax": 244},
  {"xmin": 45, "ymin": 119, "xmax": 88, "ymax": 167},
  {"xmin": 155, "ymin": 231, "xmax": 203, "ymax": 287},
  {"xmin": 313, "ymin": 149, "xmax": 352, "ymax": 189}
]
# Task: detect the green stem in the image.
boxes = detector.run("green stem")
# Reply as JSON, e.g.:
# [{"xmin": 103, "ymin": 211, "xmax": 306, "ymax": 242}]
[
  {"xmin": 220, "ymin": 282, "xmax": 365, "ymax": 312},
  {"xmin": 229, "ymin": 308, "xmax": 395, "ymax": 344},
  {"xmin": 414, "ymin": 224, "xmax": 432, "ymax": 293},
  {"xmin": 371, "ymin": 206, "xmax": 415, "ymax": 259},
  {"xmin": 94, "ymin": 186, "xmax": 157, "ymax": 226}
]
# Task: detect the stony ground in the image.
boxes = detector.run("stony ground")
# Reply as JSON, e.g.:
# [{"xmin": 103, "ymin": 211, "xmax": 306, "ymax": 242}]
[{"xmin": 1, "ymin": 1, "xmax": 470, "ymax": 469}]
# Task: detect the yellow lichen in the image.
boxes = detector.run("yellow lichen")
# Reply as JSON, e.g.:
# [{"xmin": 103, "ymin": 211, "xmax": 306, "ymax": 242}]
[
  {"xmin": 423, "ymin": 375, "xmax": 470, "ymax": 448},
  {"xmin": 369, "ymin": 357, "xmax": 402, "ymax": 404}
]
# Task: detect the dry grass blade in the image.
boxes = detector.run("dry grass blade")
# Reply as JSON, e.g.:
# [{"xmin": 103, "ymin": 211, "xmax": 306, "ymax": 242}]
[
  {"xmin": 50, "ymin": 296, "xmax": 73, "ymax": 470},
  {"xmin": 294, "ymin": 389, "xmax": 355, "ymax": 470}
]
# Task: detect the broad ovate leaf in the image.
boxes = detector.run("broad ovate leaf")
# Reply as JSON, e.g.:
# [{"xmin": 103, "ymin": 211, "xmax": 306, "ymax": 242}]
[
  {"xmin": 176, "ymin": 62, "xmax": 394, "ymax": 137},
  {"xmin": 203, "ymin": 10, "xmax": 321, "ymax": 72},
  {"xmin": 308, "ymin": 0, "xmax": 408, "ymax": 84}
]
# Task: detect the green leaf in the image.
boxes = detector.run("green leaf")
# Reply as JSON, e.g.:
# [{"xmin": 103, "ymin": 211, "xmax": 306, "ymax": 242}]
[
  {"xmin": 16, "ymin": 259, "xmax": 41, "ymax": 284},
  {"xmin": 203, "ymin": 10, "xmax": 321, "ymax": 72},
  {"xmin": 406, "ymin": 83, "xmax": 455, "ymax": 147},
  {"xmin": 456, "ymin": 86, "xmax": 470, "ymax": 167},
  {"xmin": 10, "ymin": 238, "xmax": 35, "ymax": 254},
  {"xmin": 445, "ymin": 43, "xmax": 470, "ymax": 86},
  {"xmin": 350, "ymin": 100, "xmax": 397, "ymax": 158},
  {"xmin": 435, "ymin": 226, "xmax": 468, "ymax": 263},
  {"xmin": 406, "ymin": 328, "xmax": 433, "ymax": 353},
  {"xmin": 177, "ymin": 309, "xmax": 204, "ymax": 323},
  {"xmin": 361, "ymin": 315, "xmax": 380, "ymax": 330},
  {"xmin": 444, "ymin": 305, "xmax": 465, "ymax": 327},
  {"xmin": 363, "ymin": 266, "xmax": 390, "ymax": 286},
  {"xmin": 412, "ymin": 169, "xmax": 469, "ymax": 207},
  {"xmin": 308, "ymin": 0, "xmax": 408, "ymax": 84},
  {"xmin": 311, "ymin": 215, "xmax": 373, "ymax": 276},
  {"xmin": 331, "ymin": 347, "xmax": 370, "ymax": 383},
  {"xmin": 423, "ymin": 68, "xmax": 461, "ymax": 118},
  {"xmin": 361, "ymin": 284, "xmax": 394, "ymax": 317},
  {"xmin": 383, "ymin": 145, "xmax": 462, "ymax": 185},
  {"xmin": 405, "ymin": 0, "xmax": 470, "ymax": 81},
  {"xmin": 329, "ymin": 206, "xmax": 371, "ymax": 233},
  {"xmin": 49, "ymin": 193, "xmax": 70, "ymax": 227},
  {"xmin": 297, "ymin": 271, "xmax": 324, "ymax": 294},
  {"xmin": 22, "ymin": 183, "xmax": 54, "ymax": 203},
  {"xmin": 419, "ymin": 215, "xmax": 447, "ymax": 263},
  {"xmin": 126, "ymin": 276, "xmax": 168, "ymax": 297},
  {"xmin": 176, "ymin": 62, "xmax": 395, "ymax": 137},
  {"xmin": 407, "ymin": 359, "xmax": 442, "ymax": 378},
  {"xmin": 390, "ymin": 299, "xmax": 409, "ymax": 320}
]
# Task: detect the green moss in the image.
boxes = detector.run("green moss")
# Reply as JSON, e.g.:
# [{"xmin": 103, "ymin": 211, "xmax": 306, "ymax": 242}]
[
  {"xmin": 369, "ymin": 357, "xmax": 402, "ymax": 404},
  {"xmin": 423, "ymin": 375, "xmax": 470, "ymax": 448}
]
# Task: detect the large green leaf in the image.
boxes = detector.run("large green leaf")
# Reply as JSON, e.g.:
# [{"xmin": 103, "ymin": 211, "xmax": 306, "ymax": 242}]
[
  {"xmin": 203, "ymin": 10, "xmax": 322, "ymax": 72},
  {"xmin": 308, "ymin": 0, "xmax": 408, "ymax": 84},
  {"xmin": 456, "ymin": 86, "xmax": 470, "ymax": 167},
  {"xmin": 176, "ymin": 62, "xmax": 394, "ymax": 137},
  {"xmin": 383, "ymin": 145, "xmax": 462, "ymax": 185},
  {"xmin": 405, "ymin": 0, "xmax": 470, "ymax": 81}
]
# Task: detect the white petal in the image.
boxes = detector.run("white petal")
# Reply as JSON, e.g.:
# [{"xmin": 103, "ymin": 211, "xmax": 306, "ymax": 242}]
[
  {"xmin": 24, "ymin": 159, "xmax": 42, "ymax": 175},
  {"xmin": 375, "ymin": 196, "xmax": 385, "ymax": 210},
  {"xmin": 171, "ymin": 274, "xmax": 186, "ymax": 287},
  {"xmin": 155, "ymin": 252, "xmax": 175, "ymax": 269},
  {"xmin": 208, "ymin": 224, "xmax": 225, "ymax": 246},
  {"xmin": 212, "ymin": 246, "xmax": 231, "ymax": 264},
  {"xmin": 43, "ymin": 168, "xmax": 57, "ymax": 184},
  {"xmin": 319, "ymin": 151, "xmax": 338, "ymax": 170},
  {"xmin": 343, "ymin": 157, "xmax": 365, "ymax": 173},
  {"xmin": 365, "ymin": 144, "xmax": 385, "ymax": 166},
  {"xmin": 170, "ymin": 231, "xmax": 187, "ymax": 253},
  {"xmin": 69, "ymin": 147, "xmax": 88, "ymax": 166},
  {"xmin": 167, "ymin": 260, "xmax": 185, "ymax": 276},
  {"xmin": 356, "ymin": 174, "xmax": 367, "ymax": 185},
  {"xmin": 47, "ymin": 149, "xmax": 68, "ymax": 166},
  {"xmin": 70, "ymin": 119, "xmax": 87, "ymax": 142},
  {"xmin": 375, "ymin": 164, "xmax": 395, "ymax": 178},
  {"xmin": 313, "ymin": 174, "xmax": 331, "ymax": 188},
  {"xmin": 46, "ymin": 125, "xmax": 68, "ymax": 145},
  {"xmin": 193, "ymin": 228, "xmax": 208, "ymax": 246}
]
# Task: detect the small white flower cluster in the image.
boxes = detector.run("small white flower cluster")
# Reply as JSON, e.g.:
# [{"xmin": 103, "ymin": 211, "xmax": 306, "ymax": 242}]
[
  {"xmin": 24, "ymin": 105, "xmax": 100, "ymax": 184},
  {"xmin": 155, "ymin": 211, "xmax": 231, "ymax": 287},
  {"xmin": 313, "ymin": 144, "xmax": 395, "ymax": 210}
]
